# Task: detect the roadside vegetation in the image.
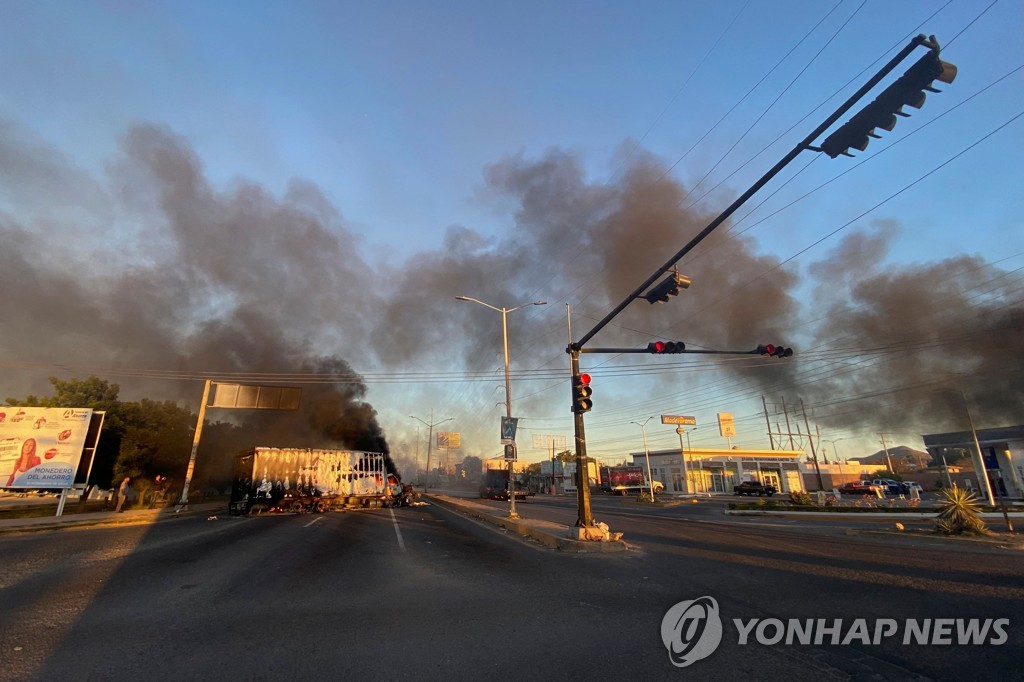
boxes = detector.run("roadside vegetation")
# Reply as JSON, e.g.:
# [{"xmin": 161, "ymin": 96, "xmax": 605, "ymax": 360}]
[{"xmin": 934, "ymin": 484, "xmax": 988, "ymax": 535}]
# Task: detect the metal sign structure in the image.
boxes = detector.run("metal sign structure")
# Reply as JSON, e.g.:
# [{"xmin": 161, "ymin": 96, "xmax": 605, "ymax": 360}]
[
  {"xmin": 437, "ymin": 432, "xmax": 461, "ymax": 449},
  {"xmin": 661, "ymin": 415, "xmax": 697, "ymax": 426},
  {"xmin": 210, "ymin": 383, "xmax": 302, "ymax": 410},
  {"xmin": 718, "ymin": 412, "xmax": 737, "ymax": 438},
  {"xmin": 531, "ymin": 434, "xmax": 567, "ymax": 450}
]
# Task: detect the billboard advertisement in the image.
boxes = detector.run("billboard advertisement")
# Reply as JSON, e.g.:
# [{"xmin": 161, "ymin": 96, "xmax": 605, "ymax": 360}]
[{"xmin": 0, "ymin": 407, "xmax": 93, "ymax": 489}]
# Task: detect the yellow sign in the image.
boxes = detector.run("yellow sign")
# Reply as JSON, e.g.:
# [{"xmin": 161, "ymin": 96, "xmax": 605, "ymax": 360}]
[
  {"xmin": 437, "ymin": 432, "xmax": 461, "ymax": 448},
  {"xmin": 661, "ymin": 415, "xmax": 697, "ymax": 426},
  {"xmin": 717, "ymin": 412, "xmax": 736, "ymax": 437}
]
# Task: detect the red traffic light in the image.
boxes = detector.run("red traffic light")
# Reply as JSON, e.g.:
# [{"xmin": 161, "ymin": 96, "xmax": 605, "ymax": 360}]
[
  {"xmin": 756, "ymin": 344, "xmax": 793, "ymax": 358},
  {"xmin": 647, "ymin": 340, "xmax": 685, "ymax": 354},
  {"xmin": 573, "ymin": 373, "xmax": 593, "ymax": 413}
]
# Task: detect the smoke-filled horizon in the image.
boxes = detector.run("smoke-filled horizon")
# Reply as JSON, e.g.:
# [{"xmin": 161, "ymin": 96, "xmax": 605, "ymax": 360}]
[{"xmin": 1, "ymin": 121, "xmax": 1021, "ymax": 466}]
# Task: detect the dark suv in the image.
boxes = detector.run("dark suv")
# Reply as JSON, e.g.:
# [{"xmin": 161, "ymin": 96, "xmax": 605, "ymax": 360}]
[{"xmin": 733, "ymin": 481, "xmax": 777, "ymax": 496}]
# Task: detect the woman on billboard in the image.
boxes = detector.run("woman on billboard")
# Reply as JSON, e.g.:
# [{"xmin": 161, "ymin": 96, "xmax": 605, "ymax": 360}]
[{"xmin": 6, "ymin": 438, "xmax": 41, "ymax": 487}]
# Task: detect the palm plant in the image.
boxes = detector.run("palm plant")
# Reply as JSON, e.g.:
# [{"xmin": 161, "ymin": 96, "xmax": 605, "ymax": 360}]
[{"xmin": 935, "ymin": 484, "xmax": 988, "ymax": 535}]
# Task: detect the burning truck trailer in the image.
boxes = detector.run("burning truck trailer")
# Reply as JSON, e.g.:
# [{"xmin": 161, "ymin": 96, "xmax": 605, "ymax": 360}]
[{"xmin": 229, "ymin": 447, "xmax": 408, "ymax": 515}]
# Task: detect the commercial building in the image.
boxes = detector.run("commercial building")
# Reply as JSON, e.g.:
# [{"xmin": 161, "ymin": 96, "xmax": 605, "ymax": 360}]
[
  {"xmin": 628, "ymin": 446, "xmax": 806, "ymax": 494},
  {"xmin": 922, "ymin": 425, "xmax": 1024, "ymax": 499}
]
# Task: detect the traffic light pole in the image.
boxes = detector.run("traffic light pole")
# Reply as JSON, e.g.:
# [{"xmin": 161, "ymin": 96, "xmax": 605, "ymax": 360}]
[
  {"xmin": 569, "ymin": 348, "xmax": 594, "ymax": 527},
  {"xmin": 567, "ymin": 34, "xmax": 938, "ymax": 531}
]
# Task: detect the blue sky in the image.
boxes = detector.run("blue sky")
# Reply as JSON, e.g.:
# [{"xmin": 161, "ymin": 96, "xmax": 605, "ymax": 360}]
[{"xmin": 2, "ymin": 1, "xmax": 1022, "ymax": 471}]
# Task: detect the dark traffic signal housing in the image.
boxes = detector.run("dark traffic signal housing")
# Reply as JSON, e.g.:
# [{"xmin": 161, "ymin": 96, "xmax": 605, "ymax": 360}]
[
  {"xmin": 820, "ymin": 48, "xmax": 956, "ymax": 158},
  {"xmin": 647, "ymin": 341, "xmax": 686, "ymax": 354},
  {"xmin": 755, "ymin": 344, "xmax": 793, "ymax": 358},
  {"xmin": 643, "ymin": 272, "xmax": 691, "ymax": 304},
  {"xmin": 572, "ymin": 373, "xmax": 593, "ymax": 413}
]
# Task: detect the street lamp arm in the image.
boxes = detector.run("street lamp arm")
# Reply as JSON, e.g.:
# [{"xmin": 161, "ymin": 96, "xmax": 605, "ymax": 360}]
[
  {"xmin": 456, "ymin": 296, "xmax": 548, "ymax": 314},
  {"xmin": 455, "ymin": 295, "xmax": 500, "ymax": 312}
]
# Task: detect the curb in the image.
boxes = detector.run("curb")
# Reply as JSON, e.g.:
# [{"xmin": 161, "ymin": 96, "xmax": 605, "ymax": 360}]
[
  {"xmin": 725, "ymin": 509, "xmax": 1024, "ymax": 519},
  {"xmin": 425, "ymin": 495, "xmax": 629, "ymax": 553},
  {"xmin": 0, "ymin": 505, "xmax": 225, "ymax": 535},
  {"xmin": 846, "ymin": 527, "xmax": 1024, "ymax": 549}
]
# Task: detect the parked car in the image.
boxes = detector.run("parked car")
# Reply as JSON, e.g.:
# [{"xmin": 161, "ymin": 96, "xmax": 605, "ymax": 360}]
[
  {"xmin": 871, "ymin": 479, "xmax": 904, "ymax": 495},
  {"xmin": 733, "ymin": 481, "xmax": 776, "ymax": 497},
  {"xmin": 900, "ymin": 481, "xmax": 924, "ymax": 495},
  {"xmin": 837, "ymin": 481, "xmax": 881, "ymax": 496}
]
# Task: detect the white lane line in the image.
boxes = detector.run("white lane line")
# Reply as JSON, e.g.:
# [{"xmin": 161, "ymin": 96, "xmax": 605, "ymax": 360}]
[
  {"xmin": 304, "ymin": 516, "xmax": 324, "ymax": 528},
  {"xmin": 389, "ymin": 507, "xmax": 407, "ymax": 552}
]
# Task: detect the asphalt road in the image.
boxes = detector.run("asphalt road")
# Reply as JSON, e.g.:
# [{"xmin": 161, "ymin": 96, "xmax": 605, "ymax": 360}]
[{"xmin": 0, "ymin": 497, "xmax": 1021, "ymax": 681}]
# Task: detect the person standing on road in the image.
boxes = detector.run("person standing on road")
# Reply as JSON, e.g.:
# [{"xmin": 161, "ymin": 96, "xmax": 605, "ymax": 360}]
[{"xmin": 116, "ymin": 476, "xmax": 132, "ymax": 513}]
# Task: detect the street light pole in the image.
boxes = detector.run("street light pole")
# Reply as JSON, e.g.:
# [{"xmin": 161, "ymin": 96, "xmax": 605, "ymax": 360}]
[
  {"xmin": 632, "ymin": 417, "xmax": 655, "ymax": 501},
  {"xmin": 959, "ymin": 390, "xmax": 995, "ymax": 507},
  {"xmin": 410, "ymin": 412, "xmax": 452, "ymax": 492},
  {"xmin": 456, "ymin": 296, "xmax": 547, "ymax": 519},
  {"xmin": 685, "ymin": 427, "xmax": 703, "ymax": 494},
  {"xmin": 675, "ymin": 427, "xmax": 690, "ymax": 495},
  {"xmin": 822, "ymin": 438, "xmax": 848, "ymax": 484}
]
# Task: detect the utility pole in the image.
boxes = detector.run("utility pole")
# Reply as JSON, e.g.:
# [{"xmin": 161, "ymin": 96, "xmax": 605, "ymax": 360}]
[
  {"xmin": 411, "ymin": 411, "xmax": 452, "ymax": 491},
  {"xmin": 761, "ymin": 396, "xmax": 776, "ymax": 450},
  {"xmin": 878, "ymin": 433, "xmax": 896, "ymax": 475},
  {"xmin": 800, "ymin": 399, "xmax": 824, "ymax": 491},
  {"xmin": 631, "ymin": 418, "xmax": 656, "ymax": 500},
  {"xmin": 781, "ymin": 396, "xmax": 796, "ymax": 450}
]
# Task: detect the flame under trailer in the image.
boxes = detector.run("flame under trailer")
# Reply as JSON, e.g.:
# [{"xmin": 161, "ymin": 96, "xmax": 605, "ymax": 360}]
[{"xmin": 229, "ymin": 447, "xmax": 397, "ymax": 515}]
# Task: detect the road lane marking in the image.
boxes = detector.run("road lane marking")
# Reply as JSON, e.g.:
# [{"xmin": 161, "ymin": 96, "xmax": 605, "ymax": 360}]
[
  {"xmin": 303, "ymin": 517, "xmax": 324, "ymax": 528},
  {"xmin": 389, "ymin": 507, "xmax": 406, "ymax": 551}
]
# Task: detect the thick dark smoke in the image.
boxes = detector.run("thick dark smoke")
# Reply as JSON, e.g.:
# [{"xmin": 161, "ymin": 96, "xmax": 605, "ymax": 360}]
[
  {"xmin": 2, "ymin": 120, "xmax": 1019, "ymax": 459},
  {"xmin": 373, "ymin": 148, "xmax": 800, "ymax": 375},
  {"xmin": 0, "ymin": 122, "xmax": 390, "ymax": 465},
  {"xmin": 793, "ymin": 225, "xmax": 1024, "ymax": 431}
]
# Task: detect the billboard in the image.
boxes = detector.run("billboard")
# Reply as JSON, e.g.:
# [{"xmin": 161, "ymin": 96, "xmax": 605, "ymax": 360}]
[
  {"xmin": 209, "ymin": 383, "xmax": 302, "ymax": 410},
  {"xmin": 437, "ymin": 432, "xmax": 461, "ymax": 448},
  {"xmin": 0, "ymin": 407, "xmax": 94, "ymax": 489}
]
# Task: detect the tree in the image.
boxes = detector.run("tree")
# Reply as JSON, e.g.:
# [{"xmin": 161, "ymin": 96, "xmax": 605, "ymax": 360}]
[
  {"xmin": 460, "ymin": 455, "xmax": 483, "ymax": 482},
  {"xmin": 555, "ymin": 450, "xmax": 574, "ymax": 463}
]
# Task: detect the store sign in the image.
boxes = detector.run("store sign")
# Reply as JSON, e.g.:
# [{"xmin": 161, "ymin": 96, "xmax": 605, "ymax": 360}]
[
  {"xmin": 0, "ymin": 407, "xmax": 93, "ymax": 489},
  {"xmin": 661, "ymin": 415, "xmax": 697, "ymax": 426},
  {"xmin": 717, "ymin": 412, "xmax": 736, "ymax": 438}
]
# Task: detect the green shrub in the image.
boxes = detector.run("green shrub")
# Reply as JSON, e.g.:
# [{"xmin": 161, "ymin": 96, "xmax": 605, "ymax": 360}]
[{"xmin": 789, "ymin": 491, "xmax": 813, "ymax": 506}]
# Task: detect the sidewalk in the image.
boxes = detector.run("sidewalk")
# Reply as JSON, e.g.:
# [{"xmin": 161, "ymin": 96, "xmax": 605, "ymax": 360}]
[
  {"xmin": 425, "ymin": 494, "xmax": 629, "ymax": 553},
  {"xmin": 0, "ymin": 500, "xmax": 228, "ymax": 535}
]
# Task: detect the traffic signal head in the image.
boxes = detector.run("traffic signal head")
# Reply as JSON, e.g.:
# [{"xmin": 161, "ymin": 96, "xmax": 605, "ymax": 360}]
[
  {"xmin": 643, "ymin": 272, "xmax": 691, "ymax": 304},
  {"xmin": 572, "ymin": 372, "xmax": 593, "ymax": 413},
  {"xmin": 755, "ymin": 344, "xmax": 793, "ymax": 358},
  {"xmin": 820, "ymin": 49, "xmax": 956, "ymax": 159},
  {"xmin": 647, "ymin": 340, "xmax": 686, "ymax": 354}
]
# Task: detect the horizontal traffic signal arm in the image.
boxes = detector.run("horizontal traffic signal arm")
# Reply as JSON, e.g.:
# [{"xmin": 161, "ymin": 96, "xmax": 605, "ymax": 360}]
[{"xmin": 580, "ymin": 345, "xmax": 794, "ymax": 356}]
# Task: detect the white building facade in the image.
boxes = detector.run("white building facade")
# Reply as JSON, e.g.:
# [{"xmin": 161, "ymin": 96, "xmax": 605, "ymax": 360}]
[{"xmin": 629, "ymin": 447, "xmax": 806, "ymax": 494}]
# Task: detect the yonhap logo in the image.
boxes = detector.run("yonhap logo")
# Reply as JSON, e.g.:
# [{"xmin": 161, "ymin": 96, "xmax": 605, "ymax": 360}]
[
  {"xmin": 660, "ymin": 596, "xmax": 723, "ymax": 667},
  {"xmin": 659, "ymin": 595, "xmax": 1009, "ymax": 670}
]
